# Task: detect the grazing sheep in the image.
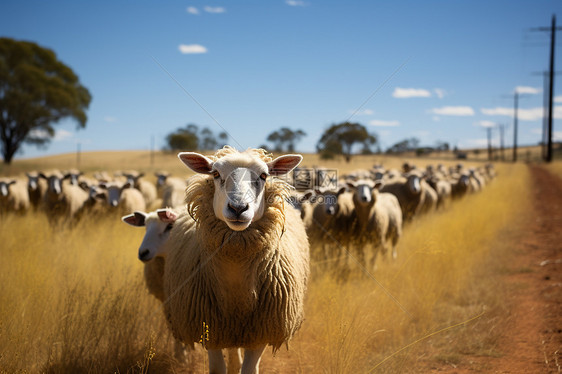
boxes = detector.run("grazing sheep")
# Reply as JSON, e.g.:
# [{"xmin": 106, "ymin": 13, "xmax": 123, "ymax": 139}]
[
  {"xmin": 39, "ymin": 171, "xmax": 89, "ymax": 221},
  {"xmin": 308, "ymin": 186, "xmax": 357, "ymax": 269},
  {"xmin": 426, "ymin": 177, "xmax": 452, "ymax": 210},
  {"xmin": 450, "ymin": 174, "xmax": 471, "ymax": 200},
  {"xmin": 288, "ymin": 190, "xmax": 314, "ymax": 228},
  {"xmin": 154, "ymin": 171, "xmax": 187, "ymax": 209},
  {"xmin": 347, "ymin": 179, "xmax": 403, "ymax": 266},
  {"xmin": 99, "ymin": 181, "xmax": 146, "ymax": 213},
  {"xmin": 0, "ymin": 178, "xmax": 30, "ymax": 214},
  {"xmin": 164, "ymin": 147, "xmax": 309, "ymax": 374},
  {"xmin": 26, "ymin": 172, "xmax": 47, "ymax": 210},
  {"xmin": 63, "ymin": 169, "xmax": 84, "ymax": 186},
  {"xmin": 121, "ymin": 171, "xmax": 158, "ymax": 209},
  {"xmin": 380, "ymin": 174, "xmax": 425, "ymax": 223}
]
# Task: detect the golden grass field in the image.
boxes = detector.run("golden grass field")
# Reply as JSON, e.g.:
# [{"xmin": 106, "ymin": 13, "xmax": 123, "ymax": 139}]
[{"xmin": 0, "ymin": 151, "xmax": 542, "ymax": 373}]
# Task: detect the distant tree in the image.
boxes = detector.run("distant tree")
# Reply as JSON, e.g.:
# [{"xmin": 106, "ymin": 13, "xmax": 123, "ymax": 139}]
[
  {"xmin": 0, "ymin": 38, "xmax": 92, "ymax": 164},
  {"xmin": 218, "ymin": 131, "xmax": 229, "ymax": 147},
  {"xmin": 200, "ymin": 127, "xmax": 218, "ymax": 150},
  {"xmin": 266, "ymin": 127, "xmax": 306, "ymax": 152},
  {"xmin": 317, "ymin": 122, "xmax": 377, "ymax": 162},
  {"xmin": 165, "ymin": 123, "xmax": 199, "ymax": 151},
  {"xmin": 386, "ymin": 137, "xmax": 421, "ymax": 154}
]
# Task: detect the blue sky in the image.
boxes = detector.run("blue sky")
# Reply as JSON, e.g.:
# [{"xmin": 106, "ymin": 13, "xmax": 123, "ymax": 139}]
[{"xmin": 2, "ymin": 0, "xmax": 562, "ymax": 159}]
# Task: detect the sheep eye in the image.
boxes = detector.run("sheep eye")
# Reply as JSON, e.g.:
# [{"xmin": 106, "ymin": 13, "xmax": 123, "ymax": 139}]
[
  {"xmin": 212, "ymin": 170, "xmax": 220, "ymax": 179},
  {"xmin": 259, "ymin": 173, "xmax": 268, "ymax": 181}
]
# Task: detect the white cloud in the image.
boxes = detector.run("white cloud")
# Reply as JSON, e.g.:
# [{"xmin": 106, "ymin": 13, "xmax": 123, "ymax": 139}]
[
  {"xmin": 178, "ymin": 44, "xmax": 208, "ymax": 54},
  {"xmin": 204, "ymin": 6, "xmax": 226, "ymax": 13},
  {"xmin": 554, "ymin": 131, "xmax": 562, "ymax": 141},
  {"xmin": 286, "ymin": 0, "xmax": 308, "ymax": 6},
  {"xmin": 186, "ymin": 6, "xmax": 199, "ymax": 15},
  {"xmin": 392, "ymin": 87, "xmax": 432, "ymax": 98},
  {"xmin": 369, "ymin": 119, "xmax": 400, "ymax": 127},
  {"xmin": 480, "ymin": 106, "xmax": 554, "ymax": 121},
  {"xmin": 350, "ymin": 108, "xmax": 374, "ymax": 116},
  {"xmin": 465, "ymin": 139, "xmax": 489, "ymax": 147},
  {"xmin": 515, "ymin": 86, "xmax": 540, "ymax": 95},
  {"xmin": 434, "ymin": 88, "xmax": 446, "ymax": 99},
  {"xmin": 54, "ymin": 130, "xmax": 73, "ymax": 141},
  {"xmin": 554, "ymin": 96, "xmax": 562, "ymax": 103},
  {"xmin": 28, "ymin": 129, "xmax": 50, "ymax": 139},
  {"xmin": 104, "ymin": 116, "xmax": 117, "ymax": 123},
  {"xmin": 432, "ymin": 116, "xmax": 441, "ymax": 122},
  {"xmin": 530, "ymin": 128, "xmax": 542, "ymax": 135},
  {"xmin": 431, "ymin": 106, "xmax": 475, "ymax": 116},
  {"xmin": 475, "ymin": 120, "xmax": 496, "ymax": 128}
]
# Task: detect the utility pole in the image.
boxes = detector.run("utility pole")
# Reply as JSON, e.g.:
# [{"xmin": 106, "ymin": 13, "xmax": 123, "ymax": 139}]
[
  {"xmin": 76, "ymin": 142, "xmax": 81, "ymax": 169},
  {"xmin": 487, "ymin": 127, "xmax": 493, "ymax": 161},
  {"xmin": 532, "ymin": 15, "xmax": 562, "ymax": 162},
  {"xmin": 499, "ymin": 124, "xmax": 505, "ymax": 161},
  {"xmin": 150, "ymin": 135, "xmax": 155, "ymax": 168},
  {"xmin": 513, "ymin": 92, "xmax": 519, "ymax": 162}
]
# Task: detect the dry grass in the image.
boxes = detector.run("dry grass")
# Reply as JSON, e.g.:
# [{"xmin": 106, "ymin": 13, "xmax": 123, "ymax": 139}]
[
  {"xmin": 544, "ymin": 159, "xmax": 562, "ymax": 180},
  {"xmin": 0, "ymin": 155, "xmax": 530, "ymax": 373}
]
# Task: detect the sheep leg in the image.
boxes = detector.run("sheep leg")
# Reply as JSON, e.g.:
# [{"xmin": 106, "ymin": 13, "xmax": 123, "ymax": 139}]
[
  {"xmin": 241, "ymin": 345, "xmax": 266, "ymax": 374},
  {"xmin": 226, "ymin": 348, "xmax": 242, "ymax": 374},
  {"xmin": 208, "ymin": 349, "xmax": 227, "ymax": 374}
]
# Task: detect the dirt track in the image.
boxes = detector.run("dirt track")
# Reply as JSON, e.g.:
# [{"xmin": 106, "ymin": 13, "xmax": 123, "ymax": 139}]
[{"xmin": 431, "ymin": 165, "xmax": 562, "ymax": 373}]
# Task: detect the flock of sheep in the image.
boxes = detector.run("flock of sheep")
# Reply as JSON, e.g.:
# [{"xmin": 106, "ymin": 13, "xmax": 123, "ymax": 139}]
[
  {"xmin": 292, "ymin": 160, "xmax": 496, "ymax": 273},
  {"xmin": 0, "ymin": 146, "xmax": 496, "ymax": 374}
]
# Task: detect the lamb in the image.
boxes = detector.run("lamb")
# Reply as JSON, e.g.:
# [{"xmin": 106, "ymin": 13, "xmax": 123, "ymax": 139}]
[
  {"xmin": 63, "ymin": 169, "xmax": 84, "ymax": 186},
  {"xmin": 121, "ymin": 171, "xmax": 158, "ymax": 209},
  {"xmin": 0, "ymin": 178, "xmax": 30, "ymax": 214},
  {"xmin": 346, "ymin": 179, "xmax": 402, "ymax": 267},
  {"xmin": 98, "ymin": 181, "xmax": 146, "ymax": 213},
  {"xmin": 154, "ymin": 171, "xmax": 187, "ymax": 209},
  {"xmin": 380, "ymin": 173, "xmax": 425, "ymax": 223},
  {"xmin": 26, "ymin": 172, "xmax": 47, "ymax": 210},
  {"xmin": 39, "ymin": 171, "xmax": 89, "ymax": 221},
  {"xmin": 164, "ymin": 146, "xmax": 309, "ymax": 374}
]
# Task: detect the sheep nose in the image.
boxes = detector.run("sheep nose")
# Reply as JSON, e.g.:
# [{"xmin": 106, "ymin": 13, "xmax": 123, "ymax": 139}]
[
  {"xmin": 111, "ymin": 200, "xmax": 118, "ymax": 207},
  {"xmin": 228, "ymin": 202, "xmax": 249, "ymax": 216},
  {"xmin": 361, "ymin": 196, "xmax": 368, "ymax": 202},
  {"xmin": 139, "ymin": 249, "xmax": 151, "ymax": 262}
]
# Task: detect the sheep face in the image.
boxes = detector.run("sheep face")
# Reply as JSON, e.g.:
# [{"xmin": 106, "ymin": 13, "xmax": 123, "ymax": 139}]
[
  {"xmin": 315, "ymin": 186, "xmax": 346, "ymax": 216},
  {"xmin": 406, "ymin": 175, "xmax": 421, "ymax": 195},
  {"xmin": 179, "ymin": 150, "xmax": 302, "ymax": 231},
  {"xmin": 154, "ymin": 172, "xmax": 170, "ymax": 187},
  {"xmin": 0, "ymin": 180, "xmax": 16, "ymax": 197},
  {"xmin": 122, "ymin": 209, "xmax": 177, "ymax": 262},
  {"xmin": 39, "ymin": 173, "xmax": 68, "ymax": 196},
  {"xmin": 347, "ymin": 179, "xmax": 382, "ymax": 207},
  {"xmin": 26, "ymin": 173, "xmax": 40, "ymax": 192},
  {"xmin": 99, "ymin": 182, "xmax": 132, "ymax": 207}
]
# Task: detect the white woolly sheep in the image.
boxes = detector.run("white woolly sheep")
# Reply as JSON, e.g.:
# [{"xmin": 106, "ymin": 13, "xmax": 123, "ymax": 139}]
[
  {"xmin": 122, "ymin": 208, "xmax": 242, "ymax": 368},
  {"xmin": 346, "ymin": 179, "xmax": 403, "ymax": 266},
  {"xmin": 39, "ymin": 171, "xmax": 89, "ymax": 221},
  {"xmin": 122, "ymin": 171, "xmax": 158, "ymax": 209},
  {"xmin": 26, "ymin": 172, "xmax": 48, "ymax": 210},
  {"xmin": 380, "ymin": 173, "xmax": 425, "ymax": 223},
  {"xmin": 154, "ymin": 171, "xmax": 187, "ymax": 209},
  {"xmin": 307, "ymin": 185, "xmax": 357, "ymax": 270},
  {"xmin": 99, "ymin": 181, "xmax": 146, "ymax": 213},
  {"xmin": 0, "ymin": 178, "xmax": 30, "ymax": 214},
  {"xmin": 164, "ymin": 146, "xmax": 309, "ymax": 374}
]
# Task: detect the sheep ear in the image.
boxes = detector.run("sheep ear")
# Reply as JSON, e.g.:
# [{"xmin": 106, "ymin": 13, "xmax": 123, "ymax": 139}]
[
  {"xmin": 178, "ymin": 152, "xmax": 214, "ymax": 174},
  {"xmin": 302, "ymin": 190, "xmax": 314, "ymax": 201},
  {"xmin": 267, "ymin": 154, "xmax": 303, "ymax": 176},
  {"xmin": 337, "ymin": 186, "xmax": 347, "ymax": 195},
  {"xmin": 39, "ymin": 173, "xmax": 47, "ymax": 180},
  {"xmin": 157, "ymin": 209, "xmax": 178, "ymax": 223},
  {"xmin": 98, "ymin": 182, "xmax": 108, "ymax": 189},
  {"xmin": 374, "ymin": 180, "xmax": 384, "ymax": 190},
  {"xmin": 346, "ymin": 181, "xmax": 356, "ymax": 189},
  {"xmin": 137, "ymin": 172, "xmax": 145, "ymax": 179},
  {"xmin": 122, "ymin": 211, "xmax": 147, "ymax": 227},
  {"xmin": 8, "ymin": 180, "xmax": 16, "ymax": 186}
]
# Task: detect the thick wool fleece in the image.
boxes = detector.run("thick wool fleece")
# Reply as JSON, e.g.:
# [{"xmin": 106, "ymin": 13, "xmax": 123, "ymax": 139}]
[{"xmin": 164, "ymin": 148, "xmax": 310, "ymax": 351}]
